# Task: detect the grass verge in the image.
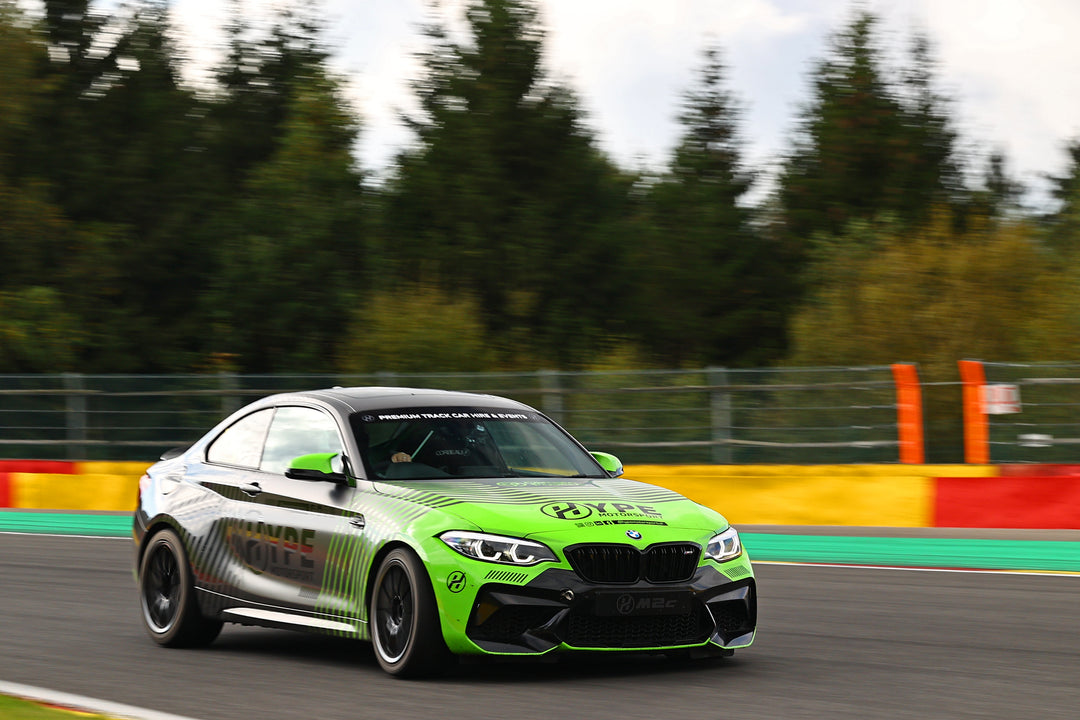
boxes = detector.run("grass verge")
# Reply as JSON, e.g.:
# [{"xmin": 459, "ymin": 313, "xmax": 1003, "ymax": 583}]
[{"xmin": 0, "ymin": 694, "xmax": 116, "ymax": 720}]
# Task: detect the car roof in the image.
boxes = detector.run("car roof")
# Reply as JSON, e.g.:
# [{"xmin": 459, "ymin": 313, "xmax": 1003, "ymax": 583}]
[{"xmin": 266, "ymin": 386, "xmax": 536, "ymax": 414}]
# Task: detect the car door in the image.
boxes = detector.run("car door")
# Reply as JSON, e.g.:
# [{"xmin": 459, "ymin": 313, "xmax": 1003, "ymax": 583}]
[
  {"xmin": 196, "ymin": 406, "xmax": 277, "ymax": 602},
  {"xmin": 247, "ymin": 405, "xmax": 366, "ymax": 619}
]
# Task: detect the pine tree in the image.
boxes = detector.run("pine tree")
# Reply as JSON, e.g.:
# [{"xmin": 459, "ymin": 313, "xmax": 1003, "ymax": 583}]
[
  {"xmin": 385, "ymin": 0, "xmax": 631, "ymax": 366},
  {"xmin": 207, "ymin": 70, "xmax": 367, "ymax": 372},
  {"xmin": 778, "ymin": 11, "xmax": 958, "ymax": 252},
  {"xmin": 1045, "ymin": 140, "xmax": 1080, "ymax": 253},
  {"xmin": 635, "ymin": 47, "xmax": 787, "ymax": 366}
]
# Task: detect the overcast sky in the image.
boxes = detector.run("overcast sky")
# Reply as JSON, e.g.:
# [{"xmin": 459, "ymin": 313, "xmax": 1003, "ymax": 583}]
[{"xmin": 165, "ymin": 0, "xmax": 1080, "ymax": 205}]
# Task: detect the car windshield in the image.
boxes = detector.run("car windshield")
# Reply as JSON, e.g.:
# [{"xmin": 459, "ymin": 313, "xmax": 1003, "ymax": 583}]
[{"xmin": 351, "ymin": 407, "xmax": 606, "ymax": 480}]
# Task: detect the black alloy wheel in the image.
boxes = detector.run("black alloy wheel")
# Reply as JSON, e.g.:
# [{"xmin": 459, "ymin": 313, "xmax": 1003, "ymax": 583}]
[
  {"xmin": 138, "ymin": 528, "xmax": 222, "ymax": 647},
  {"xmin": 143, "ymin": 540, "xmax": 181, "ymax": 633},
  {"xmin": 370, "ymin": 548, "xmax": 450, "ymax": 677}
]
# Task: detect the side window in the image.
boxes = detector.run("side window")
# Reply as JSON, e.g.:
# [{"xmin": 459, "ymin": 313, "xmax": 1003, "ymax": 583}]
[
  {"xmin": 260, "ymin": 406, "xmax": 344, "ymax": 475},
  {"xmin": 206, "ymin": 409, "xmax": 274, "ymax": 469}
]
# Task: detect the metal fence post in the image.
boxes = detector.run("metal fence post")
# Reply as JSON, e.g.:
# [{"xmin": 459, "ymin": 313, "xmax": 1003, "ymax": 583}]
[
  {"xmin": 539, "ymin": 370, "xmax": 564, "ymax": 425},
  {"xmin": 219, "ymin": 372, "xmax": 239, "ymax": 416},
  {"xmin": 62, "ymin": 372, "xmax": 86, "ymax": 461},
  {"xmin": 708, "ymin": 366, "xmax": 732, "ymax": 464}
]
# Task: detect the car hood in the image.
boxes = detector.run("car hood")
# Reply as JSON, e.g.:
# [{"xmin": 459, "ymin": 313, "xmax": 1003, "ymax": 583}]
[{"xmin": 371, "ymin": 475, "xmax": 725, "ymax": 536}]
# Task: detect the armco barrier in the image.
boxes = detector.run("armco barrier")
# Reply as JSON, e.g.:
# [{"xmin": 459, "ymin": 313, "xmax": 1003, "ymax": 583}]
[
  {"xmin": 2, "ymin": 461, "xmax": 1078, "ymax": 529},
  {"xmin": 934, "ymin": 475, "xmax": 1080, "ymax": 529},
  {"xmin": 628, "ymin": 464, "xmax": 995, "ymax": 527},
  {"xmin": 4, "ymin": 461, "xmax": 145, "ymax": 512}
]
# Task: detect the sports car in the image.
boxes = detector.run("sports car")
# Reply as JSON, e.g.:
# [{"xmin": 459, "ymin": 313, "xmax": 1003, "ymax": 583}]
[{"xmin": 134, "ymin": 387, "xmax": 756, "ymax": 676}]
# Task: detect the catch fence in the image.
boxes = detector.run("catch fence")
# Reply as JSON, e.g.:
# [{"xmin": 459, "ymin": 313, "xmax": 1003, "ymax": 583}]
[
  {"xmin": 0, "ymin": 367, "xmax": 904, "ymax": 464},
  {"xmin": 976, "ymin": 361, "xmax": 1080, "ymax": 463}
]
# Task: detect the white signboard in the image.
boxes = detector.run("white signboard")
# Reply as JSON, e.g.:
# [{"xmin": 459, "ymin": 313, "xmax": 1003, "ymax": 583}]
[{"xmin": 982, "ymin": 384, "xmax": 1021, "ymax": 414}]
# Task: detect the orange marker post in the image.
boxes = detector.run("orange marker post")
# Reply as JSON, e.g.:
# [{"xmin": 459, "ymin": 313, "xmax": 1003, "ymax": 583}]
[
  {"xmin": 958, "ymin": 359, "xmax": 989, "ymax": 464},
  {"xmin": 891, "ymin": 363, "xmax": 925, "ymax": 464}
]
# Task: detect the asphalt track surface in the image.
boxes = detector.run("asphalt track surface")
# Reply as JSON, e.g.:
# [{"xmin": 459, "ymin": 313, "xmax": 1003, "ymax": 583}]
[{"xmin": 2, "ymin": 535, "xmax": 1078, "ymax": 720}]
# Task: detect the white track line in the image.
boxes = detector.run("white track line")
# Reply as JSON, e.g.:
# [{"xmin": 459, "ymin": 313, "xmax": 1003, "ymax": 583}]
[{"xmin": 0, "ymin": 680, "xmax": 204, "ymax": 720}]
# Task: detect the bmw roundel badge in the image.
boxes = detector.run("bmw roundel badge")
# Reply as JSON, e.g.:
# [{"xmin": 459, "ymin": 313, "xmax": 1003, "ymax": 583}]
[{"xmin": 626, "ymin": 529, "xmax": 642, "ymax": 540}]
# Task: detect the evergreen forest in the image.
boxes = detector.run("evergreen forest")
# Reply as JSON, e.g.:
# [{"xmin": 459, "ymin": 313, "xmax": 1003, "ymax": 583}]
[{"xmin": 2, "ymin": 0, "xmax": 1079, "ymax": 378}]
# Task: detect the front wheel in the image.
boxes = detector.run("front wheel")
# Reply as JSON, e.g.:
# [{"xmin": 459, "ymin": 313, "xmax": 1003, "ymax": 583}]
[
  {"xmin": 370, "ymin": 548, "xmax": 450, "ymax": 677},
  {"xmin": 138, "ymin": 528, "xmax": 222, "ymax": 647}
]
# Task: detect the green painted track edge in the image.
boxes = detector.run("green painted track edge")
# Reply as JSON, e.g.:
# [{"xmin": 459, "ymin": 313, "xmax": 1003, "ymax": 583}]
[
  {"xmin": 1, "ymin": 512, "xmax": 1077, "ymax": 572},
  {"xmin": 0, "ymin": 511, "xmax": 131, "ymax": 538},
  {"xmin": 742, "ymin": 533, "xmax": 1080, "ymax": 573}
]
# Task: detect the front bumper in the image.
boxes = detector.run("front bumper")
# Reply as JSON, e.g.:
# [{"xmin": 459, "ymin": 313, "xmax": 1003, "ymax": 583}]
[{"xmin": 463, "ymin": 565, "xmax": 756, "ymax": 654}]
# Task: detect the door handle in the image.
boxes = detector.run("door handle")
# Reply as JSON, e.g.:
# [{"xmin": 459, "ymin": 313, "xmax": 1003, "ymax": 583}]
[
  {"xmin": 239, "ymin": 482, "xmax": 262, "ymax": 497},
  {"xmin": 349, "ymin": 515, "xmax": 366, "ymax": 530}
]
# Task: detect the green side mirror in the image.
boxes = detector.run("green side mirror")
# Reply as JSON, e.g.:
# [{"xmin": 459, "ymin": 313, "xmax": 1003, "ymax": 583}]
[
  {"xmin": 285, "ymin": 452, "xmax": 350, "ymax": 485},
  {"xmin": 590, "ymin": 451, "xmax": 623, "ymax": 477}
]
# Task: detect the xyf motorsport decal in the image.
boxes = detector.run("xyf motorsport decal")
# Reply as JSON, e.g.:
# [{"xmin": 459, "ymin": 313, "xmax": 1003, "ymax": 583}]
[
  {"xmin": 539, "ymin": 501, "xmax": 668, "ymax": 527},
  {"xmin": 227, "ymin": 519, "xmax": 318, "ymax": 584}
]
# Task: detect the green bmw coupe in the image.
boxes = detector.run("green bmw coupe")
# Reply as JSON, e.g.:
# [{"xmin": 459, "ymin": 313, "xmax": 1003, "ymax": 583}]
[{"xmin": 134, "ymin": 387, "xmax": 756, "ymax": 677}]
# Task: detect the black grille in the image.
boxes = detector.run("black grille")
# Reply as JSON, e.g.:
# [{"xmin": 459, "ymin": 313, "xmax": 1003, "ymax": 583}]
[
  {"xmin": 567, "ymin": 545, "xmax": 640, "ymax": 583},
  {"xmin": 565, "ymin": 608, "xmax": 710, "ymax": 648},
  {"xmin": 643, "ymin": 544, "xmax": 700, "ymax": 582},
  {"xmin": 567, "ymin": 543, "xmax": 700, "ymax": 584}
]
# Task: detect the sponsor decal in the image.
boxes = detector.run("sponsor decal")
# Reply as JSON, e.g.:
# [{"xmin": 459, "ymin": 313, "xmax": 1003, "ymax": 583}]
[
  {"xmin": 577, "ymin": 519, "xmax": 667, "ymax": 528},
  {"xmin": 365, "ymin": 411, "xmax": 533, "ymax": 422},
  {"xmin": 540, "ymin": 501, "xmax": 592, "ymax": 520},
  {"xmin": 496, "ymin": 480, "xmax": 582, "ymax": 487},
  {"xmin": 227, "ymin": 521, "xmax": 316, "ymax": 583},
  {"xmin": 540, "ymin": 501, "xmax": 664, "ymax": 522},
  {"xmin": 447, "ymin": 571, "xmax": 467, "ymax": 593}
]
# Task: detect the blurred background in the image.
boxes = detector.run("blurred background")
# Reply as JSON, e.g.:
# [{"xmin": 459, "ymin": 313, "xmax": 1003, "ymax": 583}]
[{"xmin": 2, "ymin": 0, "xmax": 1080, "ymax": 462}]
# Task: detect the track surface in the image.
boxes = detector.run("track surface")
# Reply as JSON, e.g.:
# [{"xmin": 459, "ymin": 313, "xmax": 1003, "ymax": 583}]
[{"xmin": 2, "ymin": 535, "xmax": 1078, "ymax": 720}]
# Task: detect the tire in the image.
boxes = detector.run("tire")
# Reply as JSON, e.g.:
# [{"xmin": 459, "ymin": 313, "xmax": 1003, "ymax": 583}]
[
  {"xmin": 138, "ymin": 528, "xmax": 223, "ymax": 648},
  {"xmin": 369, "ymin": 547, "xmax": 450, "ymax": 677}
]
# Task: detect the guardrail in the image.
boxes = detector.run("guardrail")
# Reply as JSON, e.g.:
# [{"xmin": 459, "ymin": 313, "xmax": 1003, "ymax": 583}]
[{"xmin": 0, "ymin": 367, "xmax": 910, "ymax": 464}]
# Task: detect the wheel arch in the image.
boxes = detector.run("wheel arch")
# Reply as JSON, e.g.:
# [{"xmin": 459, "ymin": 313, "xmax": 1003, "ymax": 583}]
[
  {"xmin": 136, "ymin": 517, "xmax": 187, "ymax": 575},
  {"xmin": 364, "ymin": 540, "xmax": 419, "ymax": 613}
]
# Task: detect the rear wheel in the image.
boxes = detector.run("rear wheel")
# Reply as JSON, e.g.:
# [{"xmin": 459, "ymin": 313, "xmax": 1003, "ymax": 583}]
[
  {"xmin": 138, "ymin": 528, "xmax": 222, "ymax": 647},
  {"xmin": 370, "ymin": 548, "xmax": 450, "ymax": 677}
]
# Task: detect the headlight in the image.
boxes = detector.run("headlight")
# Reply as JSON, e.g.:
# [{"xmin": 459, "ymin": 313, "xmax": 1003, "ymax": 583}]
[
  {"xmin": 439, "ymin": 531, "xmax": 557, "ymax": 566},
  {"xmin": 704, "ymin": 527, "xmax": 742, "ymax": 563}
]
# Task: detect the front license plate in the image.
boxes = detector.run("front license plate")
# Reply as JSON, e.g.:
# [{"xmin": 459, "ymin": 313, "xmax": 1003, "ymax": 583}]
[{"xmin": 595, "ymin": 591, "xmax": 692, "ymax": 617}]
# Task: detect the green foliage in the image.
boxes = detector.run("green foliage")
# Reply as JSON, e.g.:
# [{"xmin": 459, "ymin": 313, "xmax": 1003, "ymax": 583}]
[
  {"xmin": 0, "ymin": 2, "xmax": 42, "ymax": 170},
  {"xmin": 208, "ymin": 70, "xmax": 367, "ymax": 372},
  {"xmin": 630, "ymin": 47, "xmax": 790, "ymax": 368},
  {"xmin": 1044, "ymin": 140, "xmax": 1080, "ymax": 253},
  {"xmin": 210, "ymin": 1, "xmax": 333, "ymax": 185},
  {"xmin": 385, "ymin": 0, "xmax": 634, "ymax": 367},
  {"xmin": 338, "ymin": 285, "xmax": 492, "ymax": 373},
  {"xmin": 0, "ymin": 286, "xmax": 83, "ymax": 372},
  {"xmin": 779, "ymin": 11, "xmax": 958, "ymax": 251},
  {"xmin": 787, "ymin": 214, "xmax": 1069, "ymax": 373},
  {"xmin": 1, "ymin": 0, "xmax": 1076, "ymax": 381}
]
